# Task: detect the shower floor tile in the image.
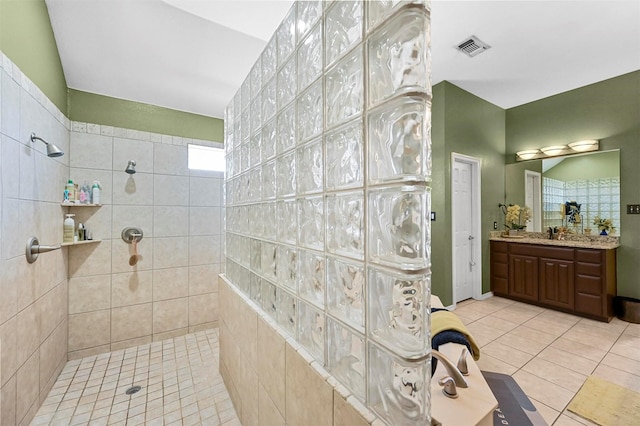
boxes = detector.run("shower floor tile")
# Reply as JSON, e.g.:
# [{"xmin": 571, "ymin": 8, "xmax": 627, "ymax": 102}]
[{"xmin": 30, "ymin": 329, "xmax": 238, "ymax": 426}]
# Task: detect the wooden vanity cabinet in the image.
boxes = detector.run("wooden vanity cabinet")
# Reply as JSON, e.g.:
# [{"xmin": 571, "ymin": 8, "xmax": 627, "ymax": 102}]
[{"xmin": 490, "ymin": 241, "xmax": 616, "ymax": 321}]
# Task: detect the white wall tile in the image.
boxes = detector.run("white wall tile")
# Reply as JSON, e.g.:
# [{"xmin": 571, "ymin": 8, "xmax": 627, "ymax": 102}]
[
  {"xmin": 152, "ymin": 298, "xmax": 188, "ymax": 333},
  {"xmin": 152, "ymin": 267, "xmax": 188, "ymax": 301},
  {"xmin": 2, "ymin": 201, "xmax": 21, "ymax": 259},
  {"xmin": 189, "ymin": 235, "xmax": 221, "ymax": 266},
  {"xmin": 189, "ymin": 206, "xmax": 221, "ymax": 236},
  {"xmin": 69, "ymin": 132, "xmax": 112, "ymax": 170},
  {"xmin": 1, "ymin": 135, "xmax": 20, "ymax": 200},
  {"xmin": 112, "ymin": 172, "xmax": 154, "ymax": 205},
  {"xmin": 153, "ymin": 237, "xmax": 189, "ymax": 268},
  {"xmin": 68, "ymin": 240, "xmax": 112, "ymax": 278},
  {"xmin": 19, "ymin": 144, "xmax": 37, "ymax": 201},
  {"xmin": 1, "ymin": 69, "xmax": 20, "ymax": 140},
  {"xmin": 188, "ymin": 264, "xmax": 220, "ymax": 296},
  {"xmin": 69, "ymin": 275, "xmax": 112, "ymax": 314},
  {"xmin": 111, "ymin": 270, "xmax": 152, "ymax": 308},
  {"xmin": 20, "ymin": 89, "xmax": 57, "ymax": 154},
  {"xmin": 189, "ymin": 176, "xmax": 222, "ymax": 207},
  {"xmin": 153, "ymin": 206, "xmax": 188, "ymax": 237},
  {"xmin": 154, "ymin": 175, "xmax": 189, "ymax": 206},
  {"xmin": 18, "ymin": 201, "xmax": 40, "ymax": 250},
  {"xmin": 154, "ymin": 144, "xmax": 188, "ymax": 176}
]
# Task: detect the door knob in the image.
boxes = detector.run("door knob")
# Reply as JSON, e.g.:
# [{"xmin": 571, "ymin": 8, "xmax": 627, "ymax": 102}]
[{"xmin": 468, "ymin": 235, "xmax": 475, "ymax": 240}]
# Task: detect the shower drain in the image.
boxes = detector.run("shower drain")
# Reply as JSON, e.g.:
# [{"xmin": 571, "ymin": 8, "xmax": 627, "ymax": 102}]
[{"xmin": 125, "ymin": 386, "xmax": 142, "ymax": 395}]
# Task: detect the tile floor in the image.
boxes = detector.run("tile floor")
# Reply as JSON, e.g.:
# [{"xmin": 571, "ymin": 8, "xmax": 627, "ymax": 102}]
[
  {"xmin": 455, "ymin": 296, "xmax": 640, "ymax": 426},
  {"xmin": 30, "ymin": 329, "xmax": 240, "ymax": 426},
  {"xmin": 29, "ymin": 296, "xmax": 640, "ymax": 426}
]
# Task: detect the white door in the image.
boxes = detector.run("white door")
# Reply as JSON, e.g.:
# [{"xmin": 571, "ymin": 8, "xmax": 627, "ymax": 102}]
[
  {"xmin": 525, "ymin": 170, "xmax": 542, "ymax": 232},
  {"xmin": 452, "ymin": 157, "xmax": 477, "ymax": 302}
]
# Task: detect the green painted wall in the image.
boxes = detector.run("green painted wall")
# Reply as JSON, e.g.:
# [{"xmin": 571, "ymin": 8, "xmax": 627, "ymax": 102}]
[
  {"xmin": 506, "ymin": 71, "xmax": 640, "ymax": 298},
  {"xmin": 68, "ymin": 89, "xmax": 224, "ymax": 142},
  {"xmin": 431, "ymin": 82, "xmax": 506, "ymax": 305},
  {"xmin": 544, "ymin": 150, "xmax": 619, "ymax": 181},
  {"xmin": 0, "ymin": 0, "xmax": 68, "ymax": 112}
]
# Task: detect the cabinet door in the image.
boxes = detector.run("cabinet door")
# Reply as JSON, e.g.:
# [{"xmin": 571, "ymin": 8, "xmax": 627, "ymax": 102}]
[
  {"xmin": 509, "ymin": 255, "xmax": 538, "ymax": 301},
  {"xmin": 539, "ymin": 258, "xmax": 574, "ymax": 309}
]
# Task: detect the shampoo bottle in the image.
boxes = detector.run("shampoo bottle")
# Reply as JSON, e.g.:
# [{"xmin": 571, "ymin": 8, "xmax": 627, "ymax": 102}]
[
  {"xmin": 65, "ymin": 180, "xmax": 75, "ymax": 203},
  {"xmin": 91, "ymin": 181, "xmax": 101, "ymax": 205},
  {"xmin": 63, "ymin": 214, "xmax": 75, "ymax": 243}
]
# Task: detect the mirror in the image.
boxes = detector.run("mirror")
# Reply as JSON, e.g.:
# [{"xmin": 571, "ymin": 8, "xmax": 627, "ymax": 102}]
[{"xmin": 505, "ymin": 150, "xmax": 620, "ymax": 235}]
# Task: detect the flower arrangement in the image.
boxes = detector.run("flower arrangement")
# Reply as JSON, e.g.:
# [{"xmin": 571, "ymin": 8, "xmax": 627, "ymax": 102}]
[
  {"xmin": 501, "ymin": 204, "xmax": 531, "ymax": 230},
  {"xmin": 593, "ymin": 216, "xmax": 615, "ymax": 235}
]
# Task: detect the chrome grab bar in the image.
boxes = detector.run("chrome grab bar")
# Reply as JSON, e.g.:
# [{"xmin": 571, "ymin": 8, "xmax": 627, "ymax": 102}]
[{"xmin": 26, "ymin": 236, "xmax": 61, "ymax": 264}]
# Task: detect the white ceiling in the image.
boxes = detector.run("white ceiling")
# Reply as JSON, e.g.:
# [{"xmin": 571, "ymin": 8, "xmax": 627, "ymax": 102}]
[{"xmin": 46, "ymin": 0, "xmax": 640, "ymax": 119}]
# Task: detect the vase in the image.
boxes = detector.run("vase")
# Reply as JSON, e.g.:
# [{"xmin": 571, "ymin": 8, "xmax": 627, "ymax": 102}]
[
  {"xmin": 600, "ymin": 229, "xmax": 608, "ymax": 236},
  {"xmin": 508, "ymin": 229, "xmax": 519, "ymax": 237}
]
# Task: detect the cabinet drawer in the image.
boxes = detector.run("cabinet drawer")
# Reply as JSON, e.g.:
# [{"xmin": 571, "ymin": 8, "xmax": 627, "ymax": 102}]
[
  {"xmin": 576, "ymin": 262, "xmax": 602, "ymax": 277},
  {"xmin": 575, "ymin": 275, "xmax": 602, "ymax": 296},
  {"xmin": 576, "ymin": 249, "xmax": 603, "ymax": 263},
  {"xmin": 493, "ymin": 252, "xmax": 508, "ymax": 264},
  {"xmin": 491, "ymin": 241, "xmax": 508, "ymax": 253},
  {"xmin": 510, "ymin": 244, "xmax": 573, "ymax": 260},
  {"xmin": 493, "ymin": 262, "xmax": 508, "ymax": 278},
  {"xmin": 537, "ymin": 246, "xmax": 574, "ymax": 261}
]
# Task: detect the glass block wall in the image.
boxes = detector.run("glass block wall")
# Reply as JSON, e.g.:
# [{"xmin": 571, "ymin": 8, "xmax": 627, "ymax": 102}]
[
  {"xmin": 223, "ymin": 1, "xmax": 432, "ymax": 424},
  {"xmin": 543, "ymin": 176, "xmax": 621, "ymax": 233}
]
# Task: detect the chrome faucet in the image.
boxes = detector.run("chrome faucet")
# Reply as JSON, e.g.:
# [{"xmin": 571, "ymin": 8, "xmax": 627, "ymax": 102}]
[
  {"xmin": 398, "ymin": 349, "xmax": 469, "ymax": 389},
  {"xmin": 432, "ymin": 350, "xmax": 469, "ymax": 388}
]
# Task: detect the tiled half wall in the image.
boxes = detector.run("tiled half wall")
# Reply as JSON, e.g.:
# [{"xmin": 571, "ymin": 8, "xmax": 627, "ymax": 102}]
[{"xmin": 222, "ymin": 1, "xmax": 432, "ymax": 424}]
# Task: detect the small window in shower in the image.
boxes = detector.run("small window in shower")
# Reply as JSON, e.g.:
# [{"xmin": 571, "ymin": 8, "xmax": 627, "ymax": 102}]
[{"xmin": 188, "ymin": 144, "xmax": 225, "ymax": 172}]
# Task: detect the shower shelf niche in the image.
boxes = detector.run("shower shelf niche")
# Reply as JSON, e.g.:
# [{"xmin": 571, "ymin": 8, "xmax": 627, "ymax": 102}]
[{"xmin": 60, "ymin": 202, "xmax": 103, "ymax": 246}]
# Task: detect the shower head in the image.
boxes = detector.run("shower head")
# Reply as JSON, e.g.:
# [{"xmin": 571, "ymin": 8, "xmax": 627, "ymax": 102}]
[
  {"xmin": 30, "ymin": 133, "xmax": 64, "ymax": 157},
  {"xmin": 125, "ymin": 160, "xmax": 136, "ymax": 174}
]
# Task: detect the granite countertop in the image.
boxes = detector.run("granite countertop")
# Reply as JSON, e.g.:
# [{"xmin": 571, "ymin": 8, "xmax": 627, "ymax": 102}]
[{"xmin": 489, "ymin": 231, "xmax": 620, "ymax": 250}]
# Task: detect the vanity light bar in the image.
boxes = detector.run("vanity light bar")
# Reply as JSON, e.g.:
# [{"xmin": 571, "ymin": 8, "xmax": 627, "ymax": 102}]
[
  {"xmin": 540, "ymin": 145, "xmax": 566, "ymax": 156},
  {"xmin": 515, "ymin": 139, "xmax": 599, "ymax": 161},
  {"xmin": 568, "ymin": 139, "xmax": 599, "ymax": 152}
]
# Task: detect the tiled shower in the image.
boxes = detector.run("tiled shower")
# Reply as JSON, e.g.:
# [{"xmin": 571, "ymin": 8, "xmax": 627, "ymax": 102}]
[
  {"xmin": 222, "ymin": 1, "xmax": 432, "ymax": 424},
  {"xmin": 0, "ymin": 51, "xmax": 224, "ymax": 425},
  {"xmin": 66, "ymin": 123, "xmax": 223, "ymax": 359}
]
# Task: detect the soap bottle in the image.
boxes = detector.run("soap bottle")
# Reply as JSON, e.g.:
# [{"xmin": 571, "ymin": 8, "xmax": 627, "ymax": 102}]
[
  {"xmin": 91, "ymin": 181, "xmax": 101, "ymax": 205},
  {"xmin": 78, "ymin": 223, "xmax": 85, "ymax": 241},
  {"xmin": 80, "ymin": 181, "xmax": 91, "ymax": 204},
  {"xmin": 65, "ymin": 180, "xmax": 75, "ymax": 203},
  {"xmin": 63, "ymin": 214, "xmax": 75, "ymax": 243}
]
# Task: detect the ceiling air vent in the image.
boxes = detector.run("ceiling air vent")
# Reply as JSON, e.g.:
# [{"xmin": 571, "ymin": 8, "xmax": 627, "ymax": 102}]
[{"xmin": 456, "ymin": 35, "xmax": 491, "ymax": 57}]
